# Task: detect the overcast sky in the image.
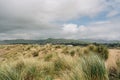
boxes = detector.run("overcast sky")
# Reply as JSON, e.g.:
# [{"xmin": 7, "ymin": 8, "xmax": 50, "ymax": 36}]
[{"xmin": 0, "ymin": 0, "xmax": 120, "ymax": 40}]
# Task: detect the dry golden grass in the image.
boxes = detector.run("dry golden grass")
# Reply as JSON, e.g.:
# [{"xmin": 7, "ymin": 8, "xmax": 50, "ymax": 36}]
[{"xmin": 0, "ymin": 44, "xmax": 110, "ymax": 80}]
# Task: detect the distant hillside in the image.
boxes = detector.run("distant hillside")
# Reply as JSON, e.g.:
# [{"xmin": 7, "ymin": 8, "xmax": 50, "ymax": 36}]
[
  {"xmin": 0, "ymin": 38, "xmax": 89, "ymax": 45},
  {"xmin": 0, "ymin": 38, "xmax": 120, "ymax": 47},
  {"xmin": 79, "ymin": 39, "xmax": 120, "ymax": 43}
]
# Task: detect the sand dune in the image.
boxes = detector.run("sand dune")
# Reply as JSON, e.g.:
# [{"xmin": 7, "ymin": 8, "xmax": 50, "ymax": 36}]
[{"xmin": 105, "ymin": 49, "xmax": 120, "ymax": 69}]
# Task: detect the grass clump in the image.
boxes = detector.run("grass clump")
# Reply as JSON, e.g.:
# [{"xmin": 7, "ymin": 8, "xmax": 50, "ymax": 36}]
[
  {"xmin": 32, "ymin": 51, "xmax": 39, "ymax": 57},
  {"xmin": 69, "ymin": 50, "xmax": 75, "ymax": 56},
  {"xmin": 87, "ymin": 44, "xmax": 109, "ymax": 60},
  {"xmin": 62, "ymin": 54, "xmax": 109, "ymax": 80},
  {"xmin": 44, "ymin": 54, "xmax": 53, "ymax": 61},
  {"xmin": 80, "ymin": 54, "xmax": 108, "ymax": 80},
  {"xmin": 95, "ymin": 45, "xmax": 109, "ymax": 60},
  {"xmin": 87, "ymin": 44, "xmax": 96, "ymax": 51}
]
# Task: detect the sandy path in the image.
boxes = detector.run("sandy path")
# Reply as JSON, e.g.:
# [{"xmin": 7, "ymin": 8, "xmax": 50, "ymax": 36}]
[
  {"xmin": 105, "ymin": 49, "xmax": 120, "ymax": 69},
  {"xmin": 0, "ymin": 49, "xmax": 7, "ymax": 56}
]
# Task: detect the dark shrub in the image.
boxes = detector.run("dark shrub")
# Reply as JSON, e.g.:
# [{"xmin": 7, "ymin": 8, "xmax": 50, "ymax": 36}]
[
  {"xmin": 95, "ymin": 45, "xmax": 109, "ymax": 60},
  {"xmin": 70, "ymin": 50, "xmax": 75, "ymax": 56}
]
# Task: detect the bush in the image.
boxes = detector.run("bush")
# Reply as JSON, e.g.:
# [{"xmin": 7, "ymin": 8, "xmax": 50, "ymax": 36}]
[
  {"xmin": 87, "ymin": 44, "xmax": 96, "ymax": 51},
  {"xmin": 44, "ymin": 54, "xmax": 53, "ymax": 61},
  {"xmin": 95, "ymin": 45, "xmax": 109, "ymax": 60},
  {"xmin": 83, "ymin": 48, "xmax": 89, "ymax": 54},
  {"xmin": 70, "ymin": 50, "xmax": 75, "ymax": 56},
  {"xmin": 32, "ymin": 51, "xmax": 39, "ymax": 57}
]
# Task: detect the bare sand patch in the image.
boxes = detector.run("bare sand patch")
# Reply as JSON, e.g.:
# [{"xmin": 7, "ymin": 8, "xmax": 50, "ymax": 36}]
[{"xmin": 105, "ymin": 49, "xmax": 120, "ymax": 69}]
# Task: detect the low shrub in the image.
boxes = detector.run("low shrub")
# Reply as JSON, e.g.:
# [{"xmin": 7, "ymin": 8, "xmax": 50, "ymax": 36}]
[
  {"xmin": 69, "ymin": 50, "xmax": 75, "ymax": 56},
  {"xmin": 32, "ymin": 51, "xmax": 39, "ymax": 57},
  {"xmin": 87, "ymin": 44, "xmax": 96, "ymax": 51},
  {"xmin": 44, "ymin": 54, "xmax": 53, "ymax": 61},
  {"xmin": 95, "ymin": 45, "xmax": 109, "ymax": 60}
]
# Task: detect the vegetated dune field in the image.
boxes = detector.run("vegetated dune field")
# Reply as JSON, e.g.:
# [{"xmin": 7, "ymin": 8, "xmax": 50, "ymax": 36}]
[{"xmin": 0, "ymin": 44, "xmax": 119, "ymax": 80}]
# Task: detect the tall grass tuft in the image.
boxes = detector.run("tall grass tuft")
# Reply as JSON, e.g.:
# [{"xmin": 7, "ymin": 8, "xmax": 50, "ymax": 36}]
[
  {"xmin": 95, "ymin": 45, "xmax": 109, "ymax": 60},
  {"xmin": 62, "ymin": 54, "xmax": 109, "ymax": 80}
]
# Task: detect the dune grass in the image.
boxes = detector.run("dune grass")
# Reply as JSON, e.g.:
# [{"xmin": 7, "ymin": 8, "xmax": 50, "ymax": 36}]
[
  {"xmin": 0, "ymin": 54, "xmax": 108, "ymax": 80},
  {"xmin": 0, "ymin": 44, "xmax": 109, "ymax": 80},
  {"xmin": 62, "ymin": 54, "xmax": 108, "ymax": 80}
]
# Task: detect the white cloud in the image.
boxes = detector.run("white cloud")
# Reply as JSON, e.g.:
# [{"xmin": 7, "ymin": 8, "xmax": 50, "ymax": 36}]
[
  {"xmin": 62, "ymin": 24, "xmax": 78, "ymax": 34},
  {"xmin": 61, "ymin": 19, "xmax": 120, "ymax": 40},
  {"xmin": 78, "ymin": 25, "xmax": 87, "ymax": 32}
]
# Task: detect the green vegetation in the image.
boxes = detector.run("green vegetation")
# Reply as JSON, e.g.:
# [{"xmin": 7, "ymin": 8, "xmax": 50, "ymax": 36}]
[
  {"xmin": 95, "ymin": 45, "xmax": 109, "ymax": 60},
  {"xmin": 87, "ymin": 44, "xmax": 109, "ymax": 60},
  {"xmin": 0, "ymin": 38, "xmax": 120, "ymax": 48},
  {"xmin": 62, "ymin": 54, "xmax": 108, "ymax": 80}
]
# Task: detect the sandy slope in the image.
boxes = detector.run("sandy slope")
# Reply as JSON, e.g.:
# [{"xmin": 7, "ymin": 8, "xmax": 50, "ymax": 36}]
[{"xmin": 105, "ymin": 49, "xmax": 120, "ymax": 69}]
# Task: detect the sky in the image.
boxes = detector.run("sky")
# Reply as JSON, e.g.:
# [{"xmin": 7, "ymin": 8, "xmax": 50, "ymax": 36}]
[{"xmin": 0, "ymin": 0, "xmax": 120, "ymax": 40}]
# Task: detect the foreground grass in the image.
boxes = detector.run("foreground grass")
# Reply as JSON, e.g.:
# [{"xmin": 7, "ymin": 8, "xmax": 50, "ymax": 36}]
[
  {"xmin": 0, "ymin": 55, "xmax": 108, "ymax": 80},
  {"xmin": 0, "ymin": 44, "xmax": 109, "ymax": 80}
]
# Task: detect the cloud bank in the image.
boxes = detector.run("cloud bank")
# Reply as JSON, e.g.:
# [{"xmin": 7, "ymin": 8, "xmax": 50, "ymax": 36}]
[{"xmin": 0, "ymin": 0, "xmax": 120, "ymax": 40}]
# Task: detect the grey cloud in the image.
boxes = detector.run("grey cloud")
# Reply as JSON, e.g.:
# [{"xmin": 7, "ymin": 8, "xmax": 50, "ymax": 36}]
[{"xmin": 0, "ymin": 0, "xmax": 119, "ymax": 40}]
